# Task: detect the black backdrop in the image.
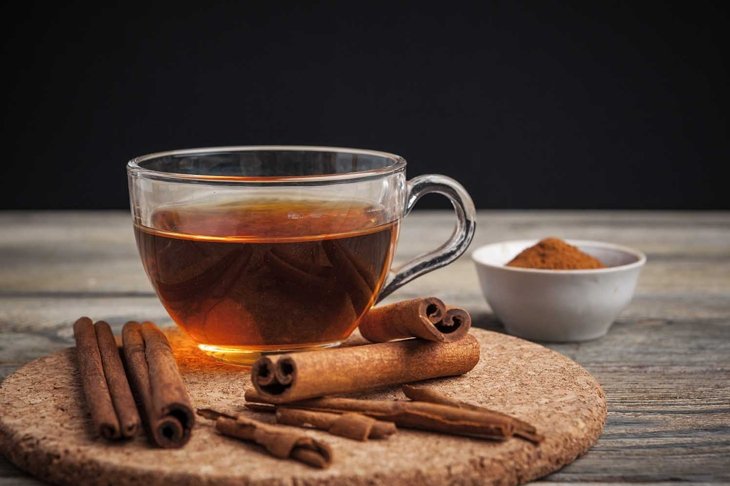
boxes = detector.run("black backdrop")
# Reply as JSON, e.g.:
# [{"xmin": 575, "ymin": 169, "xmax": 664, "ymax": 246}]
[{"xmin": 1, "ymin": 1, "xmax": 728, "ymax": 210}]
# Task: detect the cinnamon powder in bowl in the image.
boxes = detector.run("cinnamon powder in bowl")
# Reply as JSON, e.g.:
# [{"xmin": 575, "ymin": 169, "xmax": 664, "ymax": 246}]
[
  {"xmin": 507, "ymin": 238, "xmax": 605, "ymax": 270},
  {"xmin": 472, "ymin": 238, "xmax": 645, "ymax": 342}
]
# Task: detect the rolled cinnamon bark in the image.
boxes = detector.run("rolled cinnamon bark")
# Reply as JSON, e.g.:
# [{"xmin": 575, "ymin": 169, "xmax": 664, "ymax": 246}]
[
  {"xmin": 358, "ymin": 298, "xmax": 472, "ymax": 343},
  {"xmin": 93, "ymin": 321, "xmax": 141, "ymax": 438},
  {"xmin": 122, "ymin": 321, "xmax": 194, "ymax": 448},
  {"xmin": 74, "ymin": 317, "xmax": 122, "ymax": 439},
  {"xmin": 251, "ymin": 334, "xmax": 480, "ymax": 403},
  {"xmin": 73, "ymin": 317, "xmax": 141, "ymax": 440},
  {"xmin": 246, "ymin": 401, "xmax": 277, "ymax": 413},
  {"xmin": 197, "ymin": 409, "xmax": 332, "ymax": 468},
  {"xmin": 247, "ymin": 396, "xmax": 397, "ymax": 440},
  {"xmin": 276, "ymin": 408, "xmax": 396, "ymax": 441},
  {"xmin": 245, "ymin": 393, "xmax": 512, "ymax": 440},
  {"xmin": 402, "ymin": 385, "xmax": 543, "ymax": 444},
  {"xmin": 438, "ymin": 307, "xmax": 472, "ymax": 340}
]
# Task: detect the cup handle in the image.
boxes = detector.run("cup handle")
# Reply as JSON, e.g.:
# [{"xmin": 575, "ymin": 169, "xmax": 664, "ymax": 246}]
[{"xmin": 377, "ymin": 174, "xmax": 476, "ymax": 302}]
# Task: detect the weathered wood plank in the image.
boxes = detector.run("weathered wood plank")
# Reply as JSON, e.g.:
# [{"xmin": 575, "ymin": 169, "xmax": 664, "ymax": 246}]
[
  {"xmin": 2, "ymin": 246, "xmax": 727, "ymax": 297},
  {"xmin": 0, "ymin": 297, "xmax": 168, "ymax": 333},
  {"xmin": 549, "ymin": 364, "xmax": 730, "ymax": 482},
  {"xmin": 0, "ymin": 477, "xmax": 42, "ymax": 486},
  {"xmin": 3, "ymin": 297, "xmax": 729, "ymax": 363},
  {"xmin": 0, "ymin": 210, "xmax": 728, "ymax": 485},
  {"xmin": 2, "ymin": 211, "xmax": 729, "ymax": 295}
]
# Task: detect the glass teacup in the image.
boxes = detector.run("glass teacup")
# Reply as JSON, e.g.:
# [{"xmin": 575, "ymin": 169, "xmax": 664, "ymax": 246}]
[{"xmin": 128, "ymin": 146, "xmax": 475, "ymax": 364}]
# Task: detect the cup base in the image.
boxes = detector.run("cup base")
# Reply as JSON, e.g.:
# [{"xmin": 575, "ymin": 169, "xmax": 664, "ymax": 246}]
[{"xmin": 197, "ymin": 341, "xmax": 344, "ymax": 367}]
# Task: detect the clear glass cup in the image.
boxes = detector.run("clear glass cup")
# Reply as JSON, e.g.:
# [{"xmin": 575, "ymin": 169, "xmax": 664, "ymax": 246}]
[{"xmin": 128, "ymin": 146, "xmax": 475, "ymax": 364}]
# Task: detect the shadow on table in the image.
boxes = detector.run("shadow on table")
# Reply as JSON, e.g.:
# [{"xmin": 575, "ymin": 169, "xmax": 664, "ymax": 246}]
[{"xmin": 469, "ymin": 310, "xmax": 507, "ymax": 334}]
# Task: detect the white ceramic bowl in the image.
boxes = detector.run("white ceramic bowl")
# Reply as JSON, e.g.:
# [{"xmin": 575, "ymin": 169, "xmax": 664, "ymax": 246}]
[{"xmin": 472, "ymin": 240, "xmax": 646, "ymax": 342}]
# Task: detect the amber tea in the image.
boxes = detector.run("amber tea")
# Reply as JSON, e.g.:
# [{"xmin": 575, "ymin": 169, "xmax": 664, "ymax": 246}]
[{"xmin": 134, "ymin": 199, "xmax": 398, "ymax": 355}]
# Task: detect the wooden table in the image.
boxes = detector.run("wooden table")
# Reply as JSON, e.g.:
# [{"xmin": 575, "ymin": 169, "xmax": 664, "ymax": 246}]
[{"xmin": 1, "ymin": 211, "xmax": 728, "ymax": 484}]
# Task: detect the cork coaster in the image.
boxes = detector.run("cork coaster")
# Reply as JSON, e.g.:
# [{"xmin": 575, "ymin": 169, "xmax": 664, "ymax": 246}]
[{"xmin": 0, "ymin": 329, "xmax": 606, "ymax": 485}]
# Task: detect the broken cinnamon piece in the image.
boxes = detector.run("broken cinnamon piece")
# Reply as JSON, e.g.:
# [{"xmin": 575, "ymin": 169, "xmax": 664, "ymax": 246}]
[
  {"xmin": 246, "ymin": 401, "xmax": 277, "ymax": 413},
  {"xmin": 276, "ymin": 408, "xmax": 396, "ymax": 441},
  {"xmin": 122, "ymin": 321, "xmax": 194, "ymax": 448},
  {"xmin": 250, "ymin": 334, "xmax": 480, "ymax": 403},
  {"xmin": 402, "ymin": 385, "xmax": 543, "ymax": 444},
  {"xmin": 73, "ymin": 317, "xmax": 140, "ymax": 440},
  {"xmin": 246, "ymin": 400, "xmax": 396, "ymax": 440},
  {"xmin": 197, "ymin": 409, "xmax": 332, "ymax": 468},
  {"xmin": 358, "ymin": 297, "xmax": 472, "ymax": 342},
  {"xmin": 245, "ymin": 392, "xmax": 513, "ymax": 440}
]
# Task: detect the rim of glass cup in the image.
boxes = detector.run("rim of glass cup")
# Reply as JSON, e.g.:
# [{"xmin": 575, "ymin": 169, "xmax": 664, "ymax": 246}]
[{"xmin": 127, "ymin": 145, "xmax": 407, "ymax": 184}]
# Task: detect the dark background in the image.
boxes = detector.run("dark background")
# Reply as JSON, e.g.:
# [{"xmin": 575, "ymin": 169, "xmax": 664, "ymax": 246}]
[{"xmin": 1, "ymin": 1, "xmax": 728, "ymax": 210}]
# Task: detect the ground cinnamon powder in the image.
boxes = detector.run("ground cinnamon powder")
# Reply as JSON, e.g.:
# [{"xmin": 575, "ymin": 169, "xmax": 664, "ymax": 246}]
[{"xmin": 506, "ymin": 237, "xmax": 605, "ymax": 270}]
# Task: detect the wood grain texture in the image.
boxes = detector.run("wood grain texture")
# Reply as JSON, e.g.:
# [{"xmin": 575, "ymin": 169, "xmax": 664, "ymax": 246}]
[{"xmin": 1, "ymin": 210, "xmax": 729, "ymax": 484}]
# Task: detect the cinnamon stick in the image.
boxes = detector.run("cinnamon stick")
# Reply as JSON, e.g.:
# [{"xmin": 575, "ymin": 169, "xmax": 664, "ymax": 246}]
[
  {"xmin": 73, "ymin": 317, "xmax": 141, "ymax": 440},
  {"xmin": 276, "ymin": 408, "xmax": 397, "ymax": 441},
  {"xmin": 197, "ymin": 409, "xmax": 332, "ymax": 468},
  {"xmin": 402, "ymin": 385, "xmax": 544, "ymax": 444},
  {"xmin": 74, "ymin": 316, "xmax": 119, "ymax": 439},
  {"xmin": 122, "ymin": 321, "xmax": 194, "ymax": 448},
  {"xmin": 251, "ymin": 334, "xmax": 480, "ymax": 403},
  {"xmin": 94, "ymin": 321, "xmax": 141, "ymax": 438},
  {"xmin": 439, "ymin": 307, "xmax": 472, "ymax": 340},
  {"xmin": 245, "ymin": 392, "xmax": 512, "ymax": 440},
  {"xmin": 358, "ymin": 298, "xmax": 472, "ymax": 343},
  {"xmin": 246, "ymin": 399, "xmax": 397, "ymax": 440}
]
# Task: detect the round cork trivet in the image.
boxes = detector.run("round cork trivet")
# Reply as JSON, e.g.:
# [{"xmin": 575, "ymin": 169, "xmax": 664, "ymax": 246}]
[{"xmin": 0, "ymin": 329, "xmax": 606, "ymax": 485}]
